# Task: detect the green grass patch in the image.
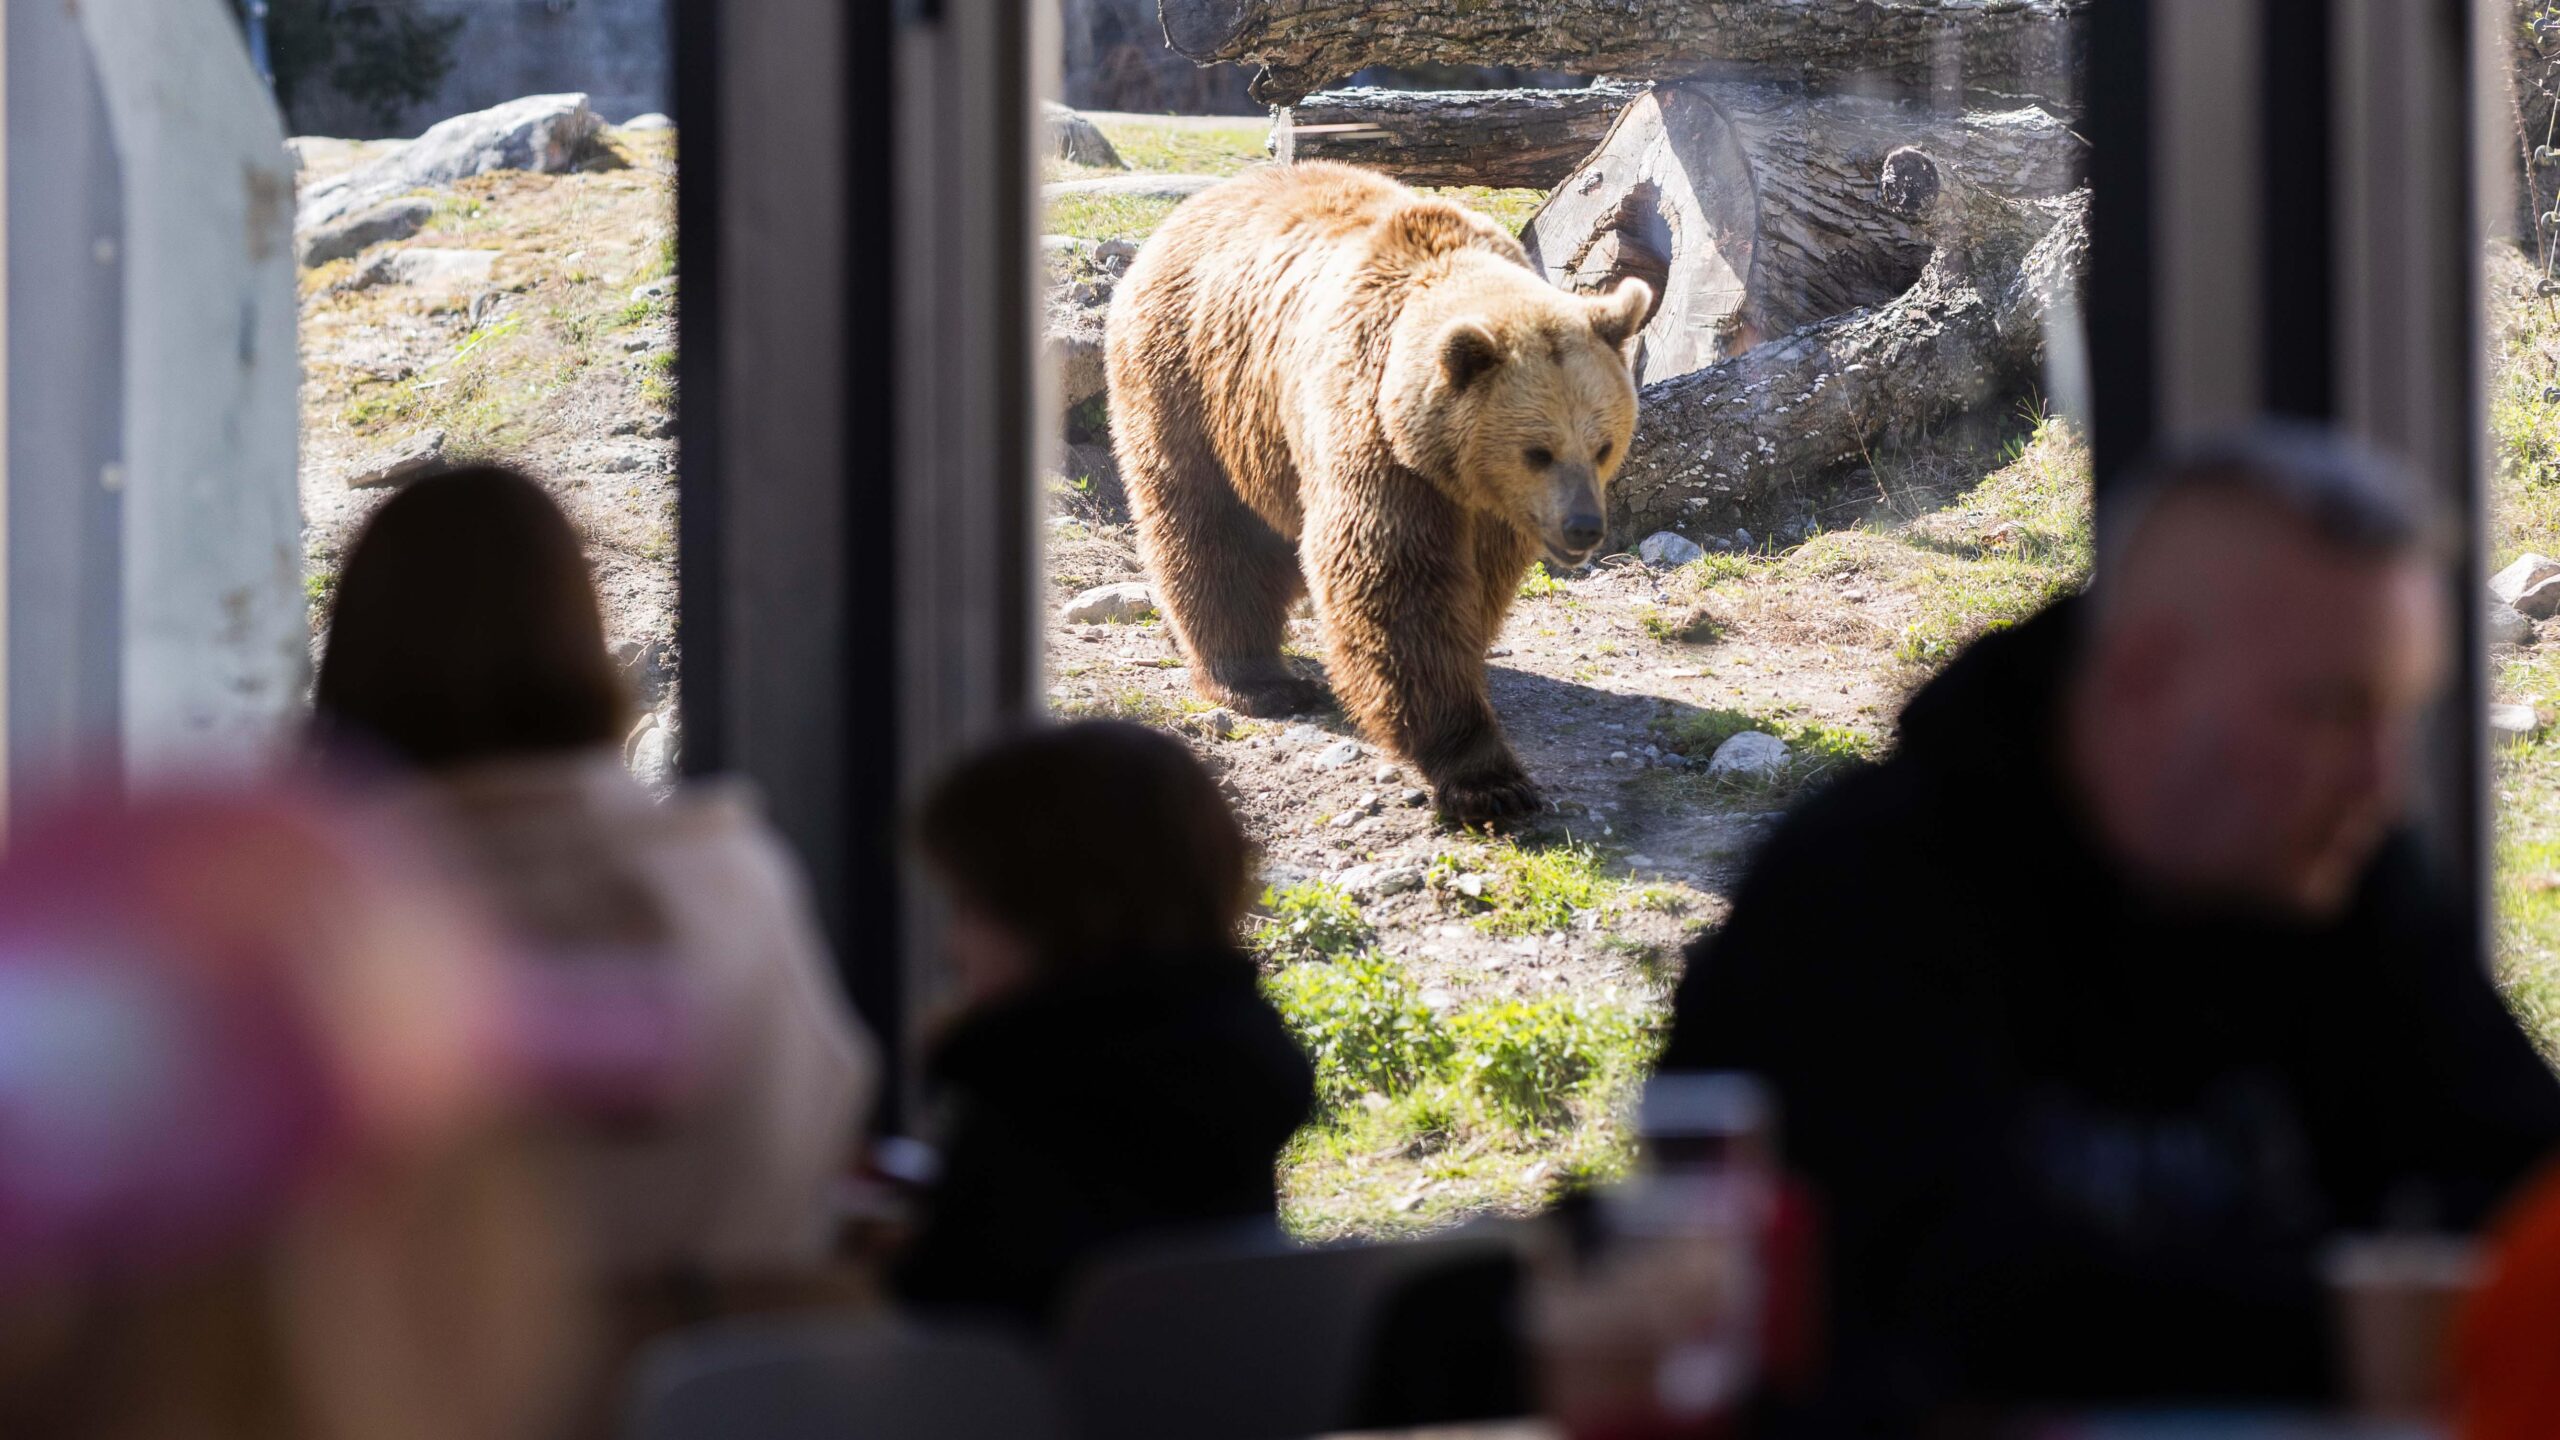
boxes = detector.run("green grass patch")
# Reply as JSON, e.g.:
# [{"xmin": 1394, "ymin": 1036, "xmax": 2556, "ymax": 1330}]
[
  {"xmin": 1517, "ymin": 561, "xmax": 1564, "ymax": 600},
  {"xmin": 1251, "ymin": 881, "xmax": 1375, "ymax": 968},
  {"xmin": 1440, "ymin": 838, "xmax": 1623, "ymax": 937},
  {"xmin": 1266, "ymin": 952, "xmax": 1453, "ymax": 1114},
  {"xmin": 1094, "ymin": 118, "xmax": 1268, "ymax": 176},
  {"xmin": 1044, "ymin": 192, "xmax": 1185, "ymax": 243}
]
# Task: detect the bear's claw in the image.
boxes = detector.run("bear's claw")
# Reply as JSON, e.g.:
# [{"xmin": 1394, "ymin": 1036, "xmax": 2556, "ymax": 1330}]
[
  {"xmin": 1223, "ymin": 678, "xmax": 1333, "ymax": 718},
  {"xmin": 1433, "ymin": 772, "xmax": 1548, "ymax": 826}
]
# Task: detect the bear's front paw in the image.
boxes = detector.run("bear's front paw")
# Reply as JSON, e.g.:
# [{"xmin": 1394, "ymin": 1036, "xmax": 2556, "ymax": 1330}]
[
  {"xmin": 1433, "ymin": 770, "xmax": 1548, "ymax": 826},
  {"xmin": 1224, "ymin": 677, "xmax": 1333, "ymax": 719}
]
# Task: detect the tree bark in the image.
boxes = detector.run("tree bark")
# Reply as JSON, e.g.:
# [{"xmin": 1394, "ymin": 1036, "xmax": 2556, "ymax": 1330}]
[
  {"xmin": 1607, "ymin": 177, "xmax": 2088, "ymax": 537},
  {"xmin": 1161, "ymin": 0, "xmax": 2087, "ymax": 107},
  {"xmin": 1521, "ymin": 82, "xmax": 2086, "ymax": 385},
  {"xmin": 1269, "ymin": 83, "xmax": 1643, "ymax": 189}
]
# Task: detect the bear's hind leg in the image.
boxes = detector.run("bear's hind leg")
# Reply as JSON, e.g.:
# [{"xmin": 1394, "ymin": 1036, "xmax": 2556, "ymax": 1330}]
[{"xmin": 1130, "ymin": 444, "xmax": 1329, "ymax": 719}]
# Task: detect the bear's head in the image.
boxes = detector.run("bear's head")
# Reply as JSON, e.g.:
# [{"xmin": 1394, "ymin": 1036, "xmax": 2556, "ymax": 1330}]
[{"xmin": 1382, "ymin": 272, "xmax": 1652, "ymax": 571}]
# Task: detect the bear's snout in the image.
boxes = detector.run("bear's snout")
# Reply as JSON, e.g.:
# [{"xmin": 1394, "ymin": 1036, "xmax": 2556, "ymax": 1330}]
[{"xmin": 1541, "ymin": 468, "xmax": 1606, "ymax": 568}]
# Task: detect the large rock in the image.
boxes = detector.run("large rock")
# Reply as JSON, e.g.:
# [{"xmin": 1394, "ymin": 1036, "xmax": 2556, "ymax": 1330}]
[
  {"xmin": 2490, "ymin": 602, "xmax": 2538, "ymax": 649},
  {"xmin": 346, "ymin": 429, "xmax": 448, "ymax": 490},
  {"xmin": 2488, "ymin": 550, "xmax": 2549, "ymax": 607},
  {"xmin": 1706, "ymin": 730, "xmax": 1791, "ymax": 780},
  {"xmin": 297, "ymin": 94, "xmax": 602, "ymax": 232},
  {"xmin": 1637, "ymin": 531, "xmax": 1706, "ymax": 568},
  {"xmin": 1063, "ymin": 582, "xmax": 1157, "ymax": 624},
  {"xmin": 1045, "ymin": 101, "xmax": 1126, "ymax": 169},
  {"xmin": 297, "ymin": 195, "xmax": 436, "ymax": 268},
  {"xmin": 344, "ymin": 247, "xmax": 500, "ymax": 294},
  {"xmin": 2492, "ymin": 703, "xmax": 2545, "ymax": 746}
]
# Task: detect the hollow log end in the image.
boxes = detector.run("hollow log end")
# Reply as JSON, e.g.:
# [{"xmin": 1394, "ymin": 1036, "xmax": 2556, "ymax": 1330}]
[
  {"xmin": 1878, "ymin": 147, "xmax": 1943, "ymax": 220},
  {"xmin": 1158, "ymin": 0, "xmax": 1254, "ymax": 61}
]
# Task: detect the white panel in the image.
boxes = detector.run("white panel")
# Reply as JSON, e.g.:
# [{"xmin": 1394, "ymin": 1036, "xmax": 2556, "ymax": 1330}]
[{"xmin": 78, "ymin": 0, "xmax": 305, "ymax": 781}]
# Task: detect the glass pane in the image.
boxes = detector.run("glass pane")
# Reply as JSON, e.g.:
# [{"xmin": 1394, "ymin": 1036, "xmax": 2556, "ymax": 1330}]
[
  {"xmin": 286, "ymin": 3, "xmax": 680, "ymax": 781},
  {"xmin": 2490, "ymin": 6, "xmax": 2560, "ymax": 1064},
  {"xmin": 1041, "ymin": 0, "xmax": 2092, "ymax": 1236}
]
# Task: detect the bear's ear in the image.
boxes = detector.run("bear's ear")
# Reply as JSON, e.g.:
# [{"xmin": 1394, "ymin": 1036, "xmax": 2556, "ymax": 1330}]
[
  {"xmin": 1440, "ymin": 321, "xmax": 1504, "ymax": 389},
  {"xmin": 1590, "ymin": 278, "xmax": 1655, "ymax": 351}
]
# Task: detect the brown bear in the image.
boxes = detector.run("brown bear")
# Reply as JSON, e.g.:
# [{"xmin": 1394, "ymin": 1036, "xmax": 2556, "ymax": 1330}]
[{"xmin": 1105, "ymin": 161, "xmax": 1650, "ymax": 823}]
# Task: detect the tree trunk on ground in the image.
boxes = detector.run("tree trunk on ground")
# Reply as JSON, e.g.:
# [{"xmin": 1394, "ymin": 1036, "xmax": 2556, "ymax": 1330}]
[
  {"xmin": 1522, "ymin": 82, "xmax": 2086, "ymax": 385},
  {"xmin": 1160, "ymin": 0, "xmax": 2087, "ymax": 106},
  {"xmin": 1608, "ymin": 170, "xmax": 2088, "ymax": 538},
  {"xmin": 1270, "ymin": 83, "xmax": 1642, "ymax": 189}
]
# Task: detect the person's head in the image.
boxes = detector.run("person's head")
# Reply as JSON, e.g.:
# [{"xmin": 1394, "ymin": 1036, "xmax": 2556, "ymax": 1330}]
[
  {"xmin": 313, "ymin": 465, "xmax": 625, "ymax": 772},
  {"xmin": 2066, "ymin": 422, "xmax": 2452, "ymax": 920},
  {"xmin": 915, "ymin": 721, "xmax": 1254, "ymax": 1005},
  {"xmin": 0, "ymin": 790, "xmax": 587, "ymax": 1440}
]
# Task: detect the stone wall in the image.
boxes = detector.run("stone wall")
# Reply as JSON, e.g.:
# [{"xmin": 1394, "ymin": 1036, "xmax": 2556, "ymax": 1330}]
[{"xmin": 285, "ymin": 0, "xmax": 667, "ymax": 139}]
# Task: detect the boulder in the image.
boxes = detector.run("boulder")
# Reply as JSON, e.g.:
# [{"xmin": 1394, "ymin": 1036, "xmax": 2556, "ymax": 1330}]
[
  {"xmin": 2490, "ymin": 602, "xmax": 2537, "ymax": 649},
  {"xmin": 298, "ymin": 195, "xmax": 437, "ymax": 269},
  {"xmin": 1637, "ymin": 531, "xmax": 1706, "ymax": 568},
  {"xmin": 344, "ymin": 247, "xmax": 500, "ymax": 294},
  {"xmin": 1044, "ymin": 101, "xmax": 1126, "ymax": 169},
  {"xmin": 2492, "ymin": 553, "xmax": 2560, "ymax": 614},
  {"xmin": 1706, "ymin": 730, "xmax": 1791, "ymax": 780},
  {"xmin": 1063, "ymin": 581, "xmax": 1156, "ymax": 624},
  {"xmin": 2492, "ymin": 702, "xmax": 2544, "ymax": 746},
  {"xmin": 297, "ymin": 94, "xmax": 602, "ymax": 233},
  {"xmin": 346, "ymin": 429, "xmax": 448, "ymax": 490}
]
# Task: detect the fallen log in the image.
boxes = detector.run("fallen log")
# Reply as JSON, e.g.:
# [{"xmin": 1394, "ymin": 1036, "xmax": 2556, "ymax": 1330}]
[
  {"xmin": 1268, "ymin": 83, "xmax": 1643, "ymax": 190},
  {"xmin": 1161, "ymin": 0, "xmax": 2087, "ymax": 107},
  {"xmin": 1522, "ymin": 82, "xmax": 2086, "ymax": 384},
  {"xmin": 1606, "ymin": 165, "xmax": 2088, "ymax": 537}
]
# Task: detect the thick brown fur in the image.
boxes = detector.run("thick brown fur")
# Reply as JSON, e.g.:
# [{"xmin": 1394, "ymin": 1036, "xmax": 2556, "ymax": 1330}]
[{"xmin": 1106, "ymin": 162, "xmax": 1649, "ymax": 823}]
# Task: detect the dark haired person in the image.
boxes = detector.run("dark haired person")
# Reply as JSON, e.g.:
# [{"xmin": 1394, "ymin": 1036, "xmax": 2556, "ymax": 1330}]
[
  {"xmin": 1658, "ymin": 424, "xmax": 2560, "ymax": 1417},
  {"xmin": 313, "ymin": 464, "xmax": 877, "ymax": 1290},
  {"xmin": 892, "ymin": 720, "xmax": 1315, "ymax": 1328}
]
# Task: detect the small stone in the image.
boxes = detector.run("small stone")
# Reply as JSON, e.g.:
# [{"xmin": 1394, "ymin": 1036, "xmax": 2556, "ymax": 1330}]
[
  {"xmin": 1372, "ymin": 764, "xmax": 1399, "ymax": 783},
  {"xmin": 345, "ymin": 428, "xmax": 447, "ymax": 489},
  {"xmin": 1637, "ymin": 531, "xmax": 1707, "ymax": 568},
  {"xmin": 1454, "ymin": 873, "xmax": 1487, "ymax": 899},
  {"xmin": 1281, "ymin": 724, "xmax": 1329, "ymax": 748},
  {"xmin": 1328, "ymin": 811, "xmax": 1360, "ymax": 829},
  {"xmin": 1313, "ymin": 739, "xmax": 1362, "ymax": 769},
  {"xmin": 630, "ymin": 278, "xmax": 674, "ymax": 302},
  {"xmin": 620, "ymin": 112, "xmax": 675, "ymax": 132},
  {"xmin": 1197, "ymin": 707, "xmax": 1239, "ymax": 739},
  {"xmin": 1486, "ymin": 645, "xmax": 1514, "ymax": 658},
  {"xmin": 1352, "ymin": 792, "xmax": 1379, "ymax": 812},
  {"xmin": 1094, "ymin": 237, "xmax": 1140, "ymax": 270},
  {"xmin": 599, "ymin": 446, "xmax": 656, "ymax": 474},
  {"xmin": 2492, "ymin": 703, "xmax": 2544, "ymax": 744},
  {"xmin": 1733, "ymin": 528, "xmax": 1755, "ymax": 549},
  {"xmin": 1401, "ymin": 789, "xmax": 1428, "ymax": 808},
  {"xmin": 1609, "ymin": 750, "xmax": 1631, "ymax": 763},
  {"xmin": 1061, "ymin": 581, "xmax": 1156, "ymax": 624},
  {"xmin": 1261, "ymin": 865, "xmax": 1311, "ymax": 892},
  {"xmin": 1373, "ymin": 867, "xmax": 1424, "ymax": 896},
  {"xmin": 1707, "ymin": 730, "xmax": 1792, "ymax": 780},
  {"xmin": 2491, "ymin": 603, "xmax": 2537, "ymax": 648}
]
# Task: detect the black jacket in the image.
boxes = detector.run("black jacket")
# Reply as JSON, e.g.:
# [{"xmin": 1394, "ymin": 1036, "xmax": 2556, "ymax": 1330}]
[
  {"xmin": 892, "ymin": 947, "xmax": 1315, "ymax": 1329},
  {"xmin": 1662, "ymin": 599, "xmax": 2560, "ymax": 1419}
]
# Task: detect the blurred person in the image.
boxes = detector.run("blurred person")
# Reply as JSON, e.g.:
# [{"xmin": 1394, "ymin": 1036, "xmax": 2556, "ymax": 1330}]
[
  {"xmin": 311, "ymin": 464, "xmax": 877, "ymax": 1294},
  {"xmin": 892, "ymin": 720, "xmax": 1315, "ymax": 1328},
  {"xmin": 0, "ymin": 792, "xmax": 588, "ymax": 1440},
  {"xmin": 1658, "ymin": 424, "xmax": 2560, "ymax": 1418}
]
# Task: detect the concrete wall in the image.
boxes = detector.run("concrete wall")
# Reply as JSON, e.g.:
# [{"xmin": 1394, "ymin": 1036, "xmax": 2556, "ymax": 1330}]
[
  {"xmin": 288, "ymin": 0, "xmax": 667, "ymax": 139},
  {"xmin": 79, "ymin": 0, "xmax": 307, "ymax": 782}
]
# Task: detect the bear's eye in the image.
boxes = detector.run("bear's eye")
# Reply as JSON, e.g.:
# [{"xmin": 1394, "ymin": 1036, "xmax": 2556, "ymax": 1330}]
[
  {"xmin": 1596, "ymin": 441, "xmax": 1615, "ymax": 464},
  {"xmin": 1524, "ymin": 447, "xmax": 1554, "ymax": 469}
]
